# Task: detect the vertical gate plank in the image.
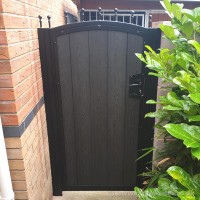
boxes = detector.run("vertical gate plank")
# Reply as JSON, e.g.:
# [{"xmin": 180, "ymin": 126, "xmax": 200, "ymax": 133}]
[
  {"xmin": 124, "ymin": 34, "xmax": 143, "ymax": 185},
  {"xmin": 107, "ymin": 31, "xmax": 127, "ymax": 185},
  {"xmin": 70, "ymin": 31, "xmax": 92, "ymax": 185},
  {"xmin": 57, "ymin": 35, "xmax": 77, "ymax": 185},
  {"xmin": 89, "ymin": 30, "xmax": 108, "ymax": 185}
]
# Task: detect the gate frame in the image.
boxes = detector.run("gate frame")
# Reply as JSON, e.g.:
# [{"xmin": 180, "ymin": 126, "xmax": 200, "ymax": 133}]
[{"xmin": 38, "ymin": 21, "xmax": 161, "ymax": 196}]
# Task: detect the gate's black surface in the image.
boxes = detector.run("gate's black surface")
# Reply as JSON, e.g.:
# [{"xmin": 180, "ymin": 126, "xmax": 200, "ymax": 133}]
[{"xmin": 38, "ymin": 21, "xmax": 161, "ymax": 196}]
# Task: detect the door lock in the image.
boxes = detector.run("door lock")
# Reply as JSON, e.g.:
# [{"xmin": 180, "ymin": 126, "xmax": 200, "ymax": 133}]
[{"xmin": 129, "ymin": 74, "xmax": 144, "ymax": 98}]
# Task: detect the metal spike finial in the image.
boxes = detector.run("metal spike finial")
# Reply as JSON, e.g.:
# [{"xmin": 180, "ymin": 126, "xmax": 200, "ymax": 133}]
[
  {"xmin": 114, "ymin": 8, "xmax": 118, "ymax": 21},
  {"xmin": 80, "ymin": 8, "xmax": 85, "ymax": 21},
  {"xmin": 98, "ymin": 7, "xmax": 102, "ymax": 20},
  {"xmin": 38, "ymin": 15, "xmax": 42, "ymax": 28},
  {"xmin": 64, "ymin": 11, "xmax": 68, "ymax": 24},
  {"xmin": 47, "ymin": 15, "xmax": 51, "ymax": 28},
  {"xmin": 131, "ymin": 11, "xmax": 135, "ymax": 24},
  {"xmin": 149, "ymin": 14, "xmax": 152, "ymax": 28}
]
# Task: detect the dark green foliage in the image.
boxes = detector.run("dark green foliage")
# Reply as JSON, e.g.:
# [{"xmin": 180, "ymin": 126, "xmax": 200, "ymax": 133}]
[
  {"xmin": 135, "ymin": 167, "xmax": 200, "ymax": 200},
  {"xmin": 134, "ymin": 0, "xmax": 200, "ymax": 199}
]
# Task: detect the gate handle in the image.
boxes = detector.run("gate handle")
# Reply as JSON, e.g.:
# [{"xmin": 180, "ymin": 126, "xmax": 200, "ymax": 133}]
[{"xmin": 129, "ymin": 74, "xmax": 144, "ymax": 98}]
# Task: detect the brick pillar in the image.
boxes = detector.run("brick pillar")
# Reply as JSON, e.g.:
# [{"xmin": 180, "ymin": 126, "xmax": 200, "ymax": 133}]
[
  {"xmin": 0, "ymin": 0, "xmax": 77, "ymax": 199},
  {"xmin": 152, "ymin": 21, "xmax": 174, "ymax": 165}
]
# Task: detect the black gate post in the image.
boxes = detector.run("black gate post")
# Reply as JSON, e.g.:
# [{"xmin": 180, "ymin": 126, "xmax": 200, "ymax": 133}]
[
  {"xmin": 38, "ymin": 28, "xmax": 63, "ymax": 196},
  {"xmin": 136, "ymin": 28, "xmax": 161, "ymax": 186}
]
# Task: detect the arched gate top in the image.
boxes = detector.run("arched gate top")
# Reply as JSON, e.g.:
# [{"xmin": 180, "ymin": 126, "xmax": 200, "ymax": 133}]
[{"xmin": 41, "ymin": 21, "xmax": 160, "ymax": 38}]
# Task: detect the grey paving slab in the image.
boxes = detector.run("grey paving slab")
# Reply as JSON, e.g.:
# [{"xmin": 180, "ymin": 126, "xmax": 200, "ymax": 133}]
[{"xmin": 53, "ymin": 191, "xmax": 138, "ymax": 200}]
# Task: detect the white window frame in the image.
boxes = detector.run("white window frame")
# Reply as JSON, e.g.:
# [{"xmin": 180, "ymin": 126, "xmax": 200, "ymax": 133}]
[{"xmin": 84, "ymin": 9, "xmax": 146, "ymax": 27}]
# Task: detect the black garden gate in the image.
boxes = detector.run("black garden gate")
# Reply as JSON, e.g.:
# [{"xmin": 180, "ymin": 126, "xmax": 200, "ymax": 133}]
[{"xmin": 38, "ymin": 21, "xmax": 161, "ymax": 196}]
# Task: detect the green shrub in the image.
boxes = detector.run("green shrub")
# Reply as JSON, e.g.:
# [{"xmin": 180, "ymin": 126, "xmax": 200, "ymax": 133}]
[
  {"xmin": 135, "ymin": 166, "xmax": 200, "ymax": 200},
  {"xmin": 134, "ymin": 0, "xmax": 200, "ymax": 199}
]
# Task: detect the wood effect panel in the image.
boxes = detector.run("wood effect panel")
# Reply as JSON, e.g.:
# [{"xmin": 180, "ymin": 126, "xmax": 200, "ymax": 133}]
[
  {"xmin": 70, "ymin": 31, "xmax": 92, "ymax": 185},
  {"xmin": 57, "ymin": 29, "xmax": 144, "ymax": 188},
  {"xmin": 89, "ymin": 30, "xmax": 108, "ymax": 185},
  {"xmin": 107, "ymin": 31, "xmax": 127, "ymax": 185},
  {"xmin": 57, "ymin": 35, "xmax": 78, "ymax": 185}
]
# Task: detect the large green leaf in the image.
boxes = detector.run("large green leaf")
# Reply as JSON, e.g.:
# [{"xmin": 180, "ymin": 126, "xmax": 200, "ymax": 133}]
[
  {"xmin": 145, "ymin": 51, "xmax": 163, "ymax": 67},
  {"xmin": 163, "ymin": 92, "xmax": 198, "ymax": 114},
  {"xmin": 173, "ymin": 77, "xmax": 195, "ymax": 93},
  {"xmin": 182, "ymin": 21, "xmax": 193, "ymax": 38},
  {"xmin": 193, "ymin": 7, "xmax": 200, "ymax": 23},
  {"xmin": 135, "ymin": 188, "xmax": 174, "ymax": 200},
  {"xmin": 180, "ymin": 52, "xmax": 196, "ymax": 65},
  {"xmin": 148, "ymin": 72, "xmax": 163, "ymax": 78},
  {"xmin": 158, "ymin": 178, "xmax": 171, "ymax": 189},
  {"xmin": 145, "ymin": 52, "xmax": 163, "ymax": 71},
  {"xmin": 160, "ymin": 24, "xmax": 179, "ymax": 39},
  {"xmin": 176, "ymin": 53, "xmax": 193, "ymax": 72},
  {"xmin": 167, "ymin": 92, "xmax": 182, "ymax": 107},
  {"xmin": 171, "ymin": 3, "xmax": 183, "ymax": 20},
  {"xmin": 164, "ymin": 123, "xmax": 200, "ymax": 148},
  {"xmin": 192, "ymin": 173, "xmax": 200, "ymax": 188},
  {"xmin": 189, "ymin": 93, "xmax": 200, "ymax": 104},
  {"xmin": 178, "ymin": 53, "xmax": 200, "ymax": 74},
  {"xmin": 146, "ymin": 100, "xmax": 157, "ymax": 104},
  {"xmin": 160, "ymin": 48, "xmax": 171, "ymax": 62},
  {"xmin": 161, "ymin": 0, "xmax": 172, "ymax": 14},
  {"xmin": 135, "ymin": 53, "xmax": 147, "ymax": 64},
  {"xmin": 134, "ymin": 187, "xmax": 146, "ymax": 200},
  {"xmin": 165, "ymin": 123, "xmax": 200, "ymax": 159},
  {"xmin": 183, "ymin": 7, "xmax": 200, "ymax": 23},
  {"xmin": 181, "ymin": 101, "xmax": 198, "ymax": 115},
  {"xmin": 188, "ymin": 115, "xmax": 200, "ymax": 122},
  {"xmin": 173, "ymin": 73, "xmax": 200, "ymax": 93},
  {"xmin": 145, "ymin": 45, "xmax": 157, "ymax": 55},
  {"xmin": 178, "ymin": 191, "xmax": 195, "ymax": 200},
  {"xmin": 188, "ymin": 40, "xmax": 200, "ymax": 54},
  {"xmin": 191, "ymin": 147, "xmax": 200, "ymax": 160},
  {"xmin": 163, "ymin": 105, "xmax": 182, "ymax": 110},
  {"xmin": 158, "ymin": 178, "xmax": 178, "ymax": 196},
  {"xmin": 159, "ymin": 96, "xmax": 171, "ymax": 104},
  {"xmin": 145, "ymin": 110, "xmax": 168, "ymax": 119},
  {"xmin": 167, "ymin": 166, "xmax": 194, "ymax": 190},
  {"xmin": 182, "ymin": 9, "xmax": 196, "ymax": 21}
]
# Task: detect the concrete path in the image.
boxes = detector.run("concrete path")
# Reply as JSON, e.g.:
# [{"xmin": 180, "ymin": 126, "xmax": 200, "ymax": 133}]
[{"xmin": 53, "ymin": 191, "xmax": 138, "ymax": 200}]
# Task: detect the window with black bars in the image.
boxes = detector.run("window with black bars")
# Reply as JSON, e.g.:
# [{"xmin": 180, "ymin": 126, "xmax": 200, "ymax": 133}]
[{"xmin": 83, "ymin": 10, "xmax": 146, "ymax": 27}]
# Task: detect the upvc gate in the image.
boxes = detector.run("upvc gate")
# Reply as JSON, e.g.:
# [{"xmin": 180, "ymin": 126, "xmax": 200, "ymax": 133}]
[{"xmin": 38, "ymin": 21, "xmax": 160, "ymax": 195}]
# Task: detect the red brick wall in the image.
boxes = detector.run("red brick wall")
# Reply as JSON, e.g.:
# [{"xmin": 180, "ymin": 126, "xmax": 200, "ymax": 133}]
[
  {"xmin": 5, "ymin": 105, "xmax": 52, "ymax": 200},
  {"xmin": 151, "ymin": 13, "xmax": 170, "ymax": 23},
  {"xmin": 0, "ymin": 0, "xmax": 77, "ymax": 126},
  {"xmin": 0, "ymin": 0, "xmax": 77, "ymax": 199}
]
